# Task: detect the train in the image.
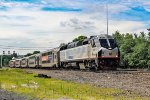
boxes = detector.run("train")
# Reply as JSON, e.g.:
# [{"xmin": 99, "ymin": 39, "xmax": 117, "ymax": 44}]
[{"xmin": 9, "ymin": 34, "xmax": 120, "ymax": 70}]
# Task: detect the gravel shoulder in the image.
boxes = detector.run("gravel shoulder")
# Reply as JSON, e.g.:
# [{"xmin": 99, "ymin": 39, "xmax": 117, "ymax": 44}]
[{"xmin": 23, "ymin": 68, "xmax": 150, "ymax": 98}]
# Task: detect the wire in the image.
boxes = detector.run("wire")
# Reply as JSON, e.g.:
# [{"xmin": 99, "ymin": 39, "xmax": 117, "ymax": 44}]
[
  {"xmin": 0, "ymin": 45, "xmax": 53, "ymax": 48},
  {"xmin": 0, "ymin": 48, "xmax": 52, "ymax": 50},
  {"xmin": 0, "ymin": 44, "xmax": 53, "ymax": 50}
]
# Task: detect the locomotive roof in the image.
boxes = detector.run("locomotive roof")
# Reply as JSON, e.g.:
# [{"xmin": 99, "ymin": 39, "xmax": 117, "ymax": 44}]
[
  {"xmin": 65, "ymin": 34, "xmax": 114, "ymax": 48},
  {"xmin": 98, "ymin": 34, "xmax": 113, "ymax": 39},
  {"xmin": 26, "ymin": 53, "xmax": 40, "ymax": 58},
  {"xmin": 89, "ymin": 34, "xmax": 113, "ymax": 39}
]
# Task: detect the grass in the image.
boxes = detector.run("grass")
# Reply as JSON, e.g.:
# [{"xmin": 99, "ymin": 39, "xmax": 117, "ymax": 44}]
[{"xmin": 0, "ymin": 68, "xmax": 147, "ymax": 100}]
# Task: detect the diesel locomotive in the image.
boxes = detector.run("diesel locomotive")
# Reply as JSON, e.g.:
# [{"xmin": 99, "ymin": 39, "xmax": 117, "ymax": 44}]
[{"xmin": 9, "ymin": 34, "xmax": 120, "ymax": 70}]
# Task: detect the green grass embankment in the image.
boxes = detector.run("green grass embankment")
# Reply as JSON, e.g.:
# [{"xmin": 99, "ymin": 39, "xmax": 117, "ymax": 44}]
[{"xmin": 0, "ymin": 68, "xmax": 146, "ymax": 100}]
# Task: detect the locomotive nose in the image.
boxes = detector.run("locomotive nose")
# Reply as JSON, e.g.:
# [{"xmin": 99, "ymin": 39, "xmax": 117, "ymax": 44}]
[
  {"xmin": 98, "ymin": 48, "xmax": 119, "ymax": 70},
  {"xmin": 99, "ymin": 48, "xmax": 118, "ymax": 58}
]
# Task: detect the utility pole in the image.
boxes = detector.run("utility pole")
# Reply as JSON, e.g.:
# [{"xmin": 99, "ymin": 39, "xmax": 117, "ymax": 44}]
[
  {"xmin": 106, "ymin": 3, "xmax": 109, "ymax": 36},
  {"xmin": 0, "ymin": 51, "xmax": 5, "ymax": 68},
  {"xmin": 0, "ymin": 55, "xmax": 2, "ymax": 68}
]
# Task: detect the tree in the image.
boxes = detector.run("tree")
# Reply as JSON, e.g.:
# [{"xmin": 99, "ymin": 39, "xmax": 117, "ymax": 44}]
[
  {"xmin": 113, "ymin": 31, "xmax": 124, "ymax": 47},
  {"xmin": 24, "ymin": 51, "xmax": 40, "ymax": 57},
  {"xmin": 24, "ymin": 53, "xmax": 32, "ymax": 57},
  {"xmin": 147, "ymin": 29, "xmax": 150, "ymax": 68},
  {"xmin": 12, "ymin": 53, "xmax": 17, "ymax": 58},
  {"xmin": 147, "ymin": 28, "xmax": 150, "ymax": 41},
  {"xmin": 33, "ymin": 51, "xmax": 40, "ymax": 54},
  {"xmin": 113, "ymin": 30, "xmax": 150, "ymax": 68},
  {"xmin": 73, "ymin": 35, "xmax": 87, "ymax": 42}
]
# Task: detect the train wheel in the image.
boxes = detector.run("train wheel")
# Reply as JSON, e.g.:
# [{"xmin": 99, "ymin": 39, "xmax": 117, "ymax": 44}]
[
  {"xmin": 60, "ymin": 62, "xmax": 65, "ymax": 69},
  {"xmin": 93, "ymin": 63, "xmax": 99, "ymax": 71},
  {"xmin": 89, "ymin": 62, "xmax": 99, "ymax": 71}
]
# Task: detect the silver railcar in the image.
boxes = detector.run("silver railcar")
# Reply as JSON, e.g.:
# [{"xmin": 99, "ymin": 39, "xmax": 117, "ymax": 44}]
[
  {"xmin": 28, "ymin": 54, "xmax": 40, "ymax": 68},
  {"xmin": 40, "ymin": 48, "xmax": 59, "ymax": 68},
  {"xmin": 9, "ymin": 60, "xmax": 15, "ymax": 68},
  {"xmin": 21, "ymin": 57, "xmax": 28, "ymax": 68},
  {"xmin": 15, "ymin": 59, "xmax": 21, "ymax": 68}
]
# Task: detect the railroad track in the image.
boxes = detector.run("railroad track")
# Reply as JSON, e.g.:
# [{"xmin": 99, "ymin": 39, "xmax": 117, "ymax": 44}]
[{"xmin": 20, "ymin": 67, "xmax": 150, "ymax": 74}]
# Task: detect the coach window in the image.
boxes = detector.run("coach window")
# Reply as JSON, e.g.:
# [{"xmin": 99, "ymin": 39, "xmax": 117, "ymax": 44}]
[
  {"xmin": 67, "ymin": 44, "xmax": 70, "ymax": 49},
  {"xmin": 48, "ymin": 52, "xmax": 52, "ymax": 55},
  {"xmin": 42, "ymin": 53, "xmax": 45, "ymax": 56},
  {"xmin": 77, "ymin": 41, "xmax": 82, "ymax": 46},
  {"xmin": 60, "ymin": 46, "xmax": 64, "ymax": 50},
  {"xmin": 63, "ymin": 45, "xmax": 67, "ymax": 50},
  {"xmin": 60, "ymin": 45, "xmax": 66, "ymax": 50},
  {"xmin": 70, "ymin": 44, "xmax": 74, "ymax": 48}
]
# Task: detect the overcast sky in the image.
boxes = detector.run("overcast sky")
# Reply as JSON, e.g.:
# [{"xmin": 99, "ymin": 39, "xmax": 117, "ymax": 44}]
[{"xmin": 0, "ymin": 0, "xmax": 150, "ymax": 55}]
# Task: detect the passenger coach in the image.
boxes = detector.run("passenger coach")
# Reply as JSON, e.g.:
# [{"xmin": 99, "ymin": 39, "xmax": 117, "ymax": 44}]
[
  {"xmin": 40, "ymin": 48, "xmax": 59, "ymax": 68},
  {"xmin": 21, "ymin": 57, "xmax": 28, "ymax": 68},
  {"xmin": 9, "ymin": 60, "xmax": 15, "ymax": 68}
]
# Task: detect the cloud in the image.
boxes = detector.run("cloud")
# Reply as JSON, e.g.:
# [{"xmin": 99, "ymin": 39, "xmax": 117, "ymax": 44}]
[
  {"xmin": 108, "ymin": 20, "xmax": 146, "ymax": 33},
  {"xmin": 60, "ymin": 18, "xmax": 95, "ymax": 30},
  {"xmin": 0, "ymin": 0, "xmax": 149, "ymax": 54},
  {"xmin": 0, "ymin": 15, "xmax": 34, "ymax": 21}
]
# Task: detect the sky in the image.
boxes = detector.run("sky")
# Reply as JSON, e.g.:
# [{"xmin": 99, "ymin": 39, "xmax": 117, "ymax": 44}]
[{"xmin": 0, "ymin": 0, "xmax": 150, "ymax": 55}]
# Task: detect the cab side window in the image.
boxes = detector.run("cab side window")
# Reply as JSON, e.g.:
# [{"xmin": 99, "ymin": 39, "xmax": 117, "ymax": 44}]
[{"xmin": 91, "ymin": 39, "xmax": 96, "ymax": 47}]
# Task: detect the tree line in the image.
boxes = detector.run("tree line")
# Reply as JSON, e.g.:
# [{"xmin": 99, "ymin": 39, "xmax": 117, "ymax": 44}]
[{"xmin": 113, "ymin": 29, "xmax": 150, "ymax": 68}]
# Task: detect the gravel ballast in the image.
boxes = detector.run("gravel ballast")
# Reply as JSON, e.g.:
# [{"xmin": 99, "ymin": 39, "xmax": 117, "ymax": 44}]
[
  {"xmin": 0, "ymin": 89, "xmax": 28, "ymax": 100},
  {"xmin": 23, "ymin": 69, "xmax": 150, "ymax": 98}
]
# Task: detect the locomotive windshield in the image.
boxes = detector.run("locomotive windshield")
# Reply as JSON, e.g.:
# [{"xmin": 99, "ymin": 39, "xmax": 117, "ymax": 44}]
[
  {"xmin": 108, "ymin": 39, "xmax": 117, "ymax": 48},
  {"xmin": 99, "ymin": 39, "xmax": 109, "ymax": 48}
]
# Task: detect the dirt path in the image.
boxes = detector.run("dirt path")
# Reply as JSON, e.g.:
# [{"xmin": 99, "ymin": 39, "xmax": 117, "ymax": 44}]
[{"xmin": 23, "ymin": 68, "xmax": 150, "ymax": 98}]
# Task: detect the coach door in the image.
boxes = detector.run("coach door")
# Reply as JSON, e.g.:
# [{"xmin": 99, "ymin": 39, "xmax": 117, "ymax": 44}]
[
  {"xmin": 52, "ymin": 51, "xmax": 57, "ymax": 64},
  {"xmin": 37, "ymin": 56, "xmax": 39, "ymax": 66},
  {"xmin": 52, "ymin": 53, "xmax": 54, "ymax": 63}
]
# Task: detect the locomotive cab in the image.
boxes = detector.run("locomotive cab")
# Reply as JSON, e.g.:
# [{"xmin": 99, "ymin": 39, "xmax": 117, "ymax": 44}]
[{"xmin": 90, "ymin": 34, "xmax": 120, "ymax": 70}]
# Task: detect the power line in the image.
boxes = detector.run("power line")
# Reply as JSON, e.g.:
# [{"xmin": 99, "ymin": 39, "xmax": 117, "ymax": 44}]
[
  {"xmin": 0, "ymin": 48, "xmax": 52, "ymax": 50},
  {"xmin": 0, "ymin": 45, "xmax": 53, "ymax": 49}
]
